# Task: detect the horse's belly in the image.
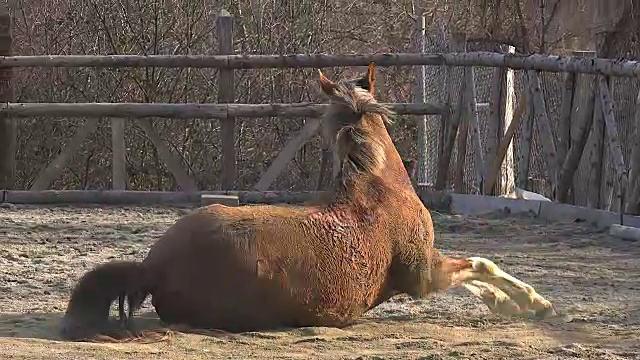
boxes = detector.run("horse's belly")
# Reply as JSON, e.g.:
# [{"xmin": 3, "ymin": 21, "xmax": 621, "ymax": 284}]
[
  {"xmin": 149, "ymin": 257, "xmax": 367, "ymax": 331},
  {"xmin": 150, "ymin": 274, "xmax": 354, "ymax": 331}
]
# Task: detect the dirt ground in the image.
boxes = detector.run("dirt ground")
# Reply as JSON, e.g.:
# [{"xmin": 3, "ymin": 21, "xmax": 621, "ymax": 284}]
[{"xmin": 0, "ymin": 204, "xmax": 639, "ymax": 360}]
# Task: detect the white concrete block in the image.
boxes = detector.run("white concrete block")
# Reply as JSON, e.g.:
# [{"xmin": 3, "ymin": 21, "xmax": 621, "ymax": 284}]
[
  {"xmin": 609, "ymin": 224, "xmax": 640, "ymax": 242},
  {"xmin": 449, "ymin": 194, "xmax": 542, "ymax": 217}
]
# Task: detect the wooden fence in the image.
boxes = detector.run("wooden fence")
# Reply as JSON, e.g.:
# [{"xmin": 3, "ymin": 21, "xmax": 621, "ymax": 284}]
[{"xmin": 0, "ymin": 7, "xmax": 639, "ymax": 215}]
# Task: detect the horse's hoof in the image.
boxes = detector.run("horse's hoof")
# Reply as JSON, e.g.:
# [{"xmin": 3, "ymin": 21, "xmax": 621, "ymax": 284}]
[{"xmin": 531, "ymin": 301, "xmax": 557, "ymax": 320}]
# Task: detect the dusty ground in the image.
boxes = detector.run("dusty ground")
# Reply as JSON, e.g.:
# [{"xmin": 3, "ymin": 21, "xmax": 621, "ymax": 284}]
[{"xmin": 0, "ymin": 204, "xmax": 639, "ymax": 360}]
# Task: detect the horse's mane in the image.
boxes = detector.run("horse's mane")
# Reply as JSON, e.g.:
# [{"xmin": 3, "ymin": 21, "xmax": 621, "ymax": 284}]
[{"xmin": 322, "ymin": 82, "xmax": 395, "ymax": 178}]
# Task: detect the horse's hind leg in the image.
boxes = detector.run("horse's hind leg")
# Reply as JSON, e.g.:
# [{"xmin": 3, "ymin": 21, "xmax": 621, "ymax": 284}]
[{"xmin": 451, "ymin": 257, "xmax": 556, "ymax": 319}]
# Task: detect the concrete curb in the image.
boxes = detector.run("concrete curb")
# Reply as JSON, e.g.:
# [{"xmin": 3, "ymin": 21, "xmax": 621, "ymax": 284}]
[{"xmin": 417, "ymin": 188, "xmax": 640, "ymax": 231}]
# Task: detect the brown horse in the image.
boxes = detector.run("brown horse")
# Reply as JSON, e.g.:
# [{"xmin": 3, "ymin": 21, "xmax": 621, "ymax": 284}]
[{"xmin": 60, "ymin": 64, "xmax": 555, "ymax": 342}]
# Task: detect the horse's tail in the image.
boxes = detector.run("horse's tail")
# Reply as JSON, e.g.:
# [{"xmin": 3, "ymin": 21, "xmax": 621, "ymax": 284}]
[{"xmin": 60, "ymin": 260, "xmax": 167, "ymax": 343}]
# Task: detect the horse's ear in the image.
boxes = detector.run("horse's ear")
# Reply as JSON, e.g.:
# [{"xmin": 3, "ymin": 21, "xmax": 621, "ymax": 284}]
[
  {"xmin": 318, "ymin": 70, "xmax": 337, "ymax": 95},
  {"xmin": 365, "ymin": 62, "xmax": 376, "ymax": 95}
]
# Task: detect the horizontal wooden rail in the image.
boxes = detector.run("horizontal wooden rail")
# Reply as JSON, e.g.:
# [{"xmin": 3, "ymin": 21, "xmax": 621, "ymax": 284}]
[
  {"xmin": 1, "ymin": 52, "xmax": 639, "ymax": 77},
  {"xmin": 0, "ymin": 102, "xmax": 447, "ymax": 118},
  {"xmin": 1, "ymin": 188, "xmax": 454, "ymax": 210}
]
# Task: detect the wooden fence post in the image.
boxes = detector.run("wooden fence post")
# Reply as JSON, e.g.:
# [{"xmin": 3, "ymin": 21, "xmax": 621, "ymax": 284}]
[
  {"xmin": 498, "ymin": 44, "xmax": 516, "ymax": 196},
  {"xmin": 556, "ymin": 50, "xmax": 597, "ymax": 205},
  {"xmin": 217, "ymin": 9, "xmax": 235, "ymax": 190},
  {"xmin": 111, "ymin": 118, "xmax": 127, "ymax": 190},
  {"xmin": 589, "ymin": 94, "xmax": 605, "ymax": 209},
  {"xmin": 597, "ymin": 76, "xmax": 627, "ymax": 217},
  {"xmin": 0, "ymin": 6, "xmax": 15, "ymax": 191},
  {"xmin": 483, "ymin": 44, "xmax": 515, "ymax": 195}
]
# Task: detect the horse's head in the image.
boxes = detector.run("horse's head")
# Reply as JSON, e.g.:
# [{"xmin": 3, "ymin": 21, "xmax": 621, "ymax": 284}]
[{"xmin": 317, "ymin": 63, "xmax": 409, "ymax": 189}]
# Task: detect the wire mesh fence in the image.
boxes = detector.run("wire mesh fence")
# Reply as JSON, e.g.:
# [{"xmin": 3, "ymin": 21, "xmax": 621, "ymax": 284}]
[{"xmin": 416, "ymin": 28, "xmax": 638, "ymax": 210}]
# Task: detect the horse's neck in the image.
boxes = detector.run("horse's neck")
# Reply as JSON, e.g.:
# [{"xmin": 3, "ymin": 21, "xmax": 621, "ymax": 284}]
[{"xmin": 379, "ymin": 136, "xmax": 416, "ymax": 191}]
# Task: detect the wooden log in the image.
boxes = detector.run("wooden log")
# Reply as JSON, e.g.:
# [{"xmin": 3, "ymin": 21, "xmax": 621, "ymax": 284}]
[
  {"xmin": 0, "ymin": 7, "xmax": 14, "ymax": 190},
  {"xmin": 111, "ymin": 118, "xmax": 127, "ymax": 190},
  {"xmin": 609, "ymin": 224, "xmax": 640, "ymax": 242},
  {"xmin": 528, "ymin": 71, "xmax": 558, "ymax": 194},
  {"xmin": 465, "ymin": 66, "xmax": 485, "ymax": 193},
  {"xmin": 515, "ymin": 80, "xmax": 533, "ymax": 190},
  {"xmin": 434, "ymin": 75, "xmax": 465, "ymax": 190},
  {"xmin": 454, "ymin": 68, "xmax": 470, "ymax": 193},
  {"xmin": 217, "ymin": 10, "xmax": 236, "ymax": 190},
  {"xmin": 0, "ymin": 102, "xmax": 447, "ymax": 118},
  {"xmin": 483, "ymin": 65, "xmax": 503, "ymax": 195},
  {"xmin": 500, "ymin": 45, "xmax": 516, "ymax": 196},
  {"xmin": 563, "ymin": 51, "xmax": 597, "ymax": 206},
  {"xmin": 587, "ymin": 83, "xmax": 605, "ymax": 208},
  {"xmin": 201, "ymin": 194, "xmax": 239, "ymax": 207},
  {"xmin": 484, "ymin": 44, "xmax": 516, "ymax": 196},
  {"xmin": 136, "ymin": 119, "xmax": 198, "ymax": 192},
  {"xmin": 4, "ymin": 190, "xmax": 323, "ymax": 205},
  {"xmin": 30, "ymin": 119, "xmax": 100, "ymax": 191},
  {"xmin": 484, "ymin": 94, "xmax": 527, "ymax": 194},
  {"xmin": 598, "ymin": 76, "xmax": 627, "ymax": 213},
  {"xmin": 254, "ymin": 118, "xmax": 322, "ymax": 191},
  {"xmin": 4, "ymin": 189, "xmax": 459, "ymax": 208},
  {"xmin": 1, "ymin": 52, "xmax": 640, "ymax": 77},
  {"xmin": 556, "ymin": 74, "xmax": 596, "ymax": 204},
  {"xmin": 627, "ymin": 89, "xmax": 640, "ymax": 214},
  {"xmin": 557, "ymin": 71, "xmax": 576, "ymax": 170}
]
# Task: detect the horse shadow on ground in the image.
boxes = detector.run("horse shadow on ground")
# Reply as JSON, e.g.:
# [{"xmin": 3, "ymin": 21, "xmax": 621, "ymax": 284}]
[
  {"xmin": 0, "ymin": 311, "xmax": 301, "ymax": 342},
  {"xmin": 0, "ymin": 311, "xmax": 165, "ymax": 341}
]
